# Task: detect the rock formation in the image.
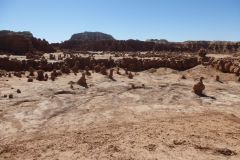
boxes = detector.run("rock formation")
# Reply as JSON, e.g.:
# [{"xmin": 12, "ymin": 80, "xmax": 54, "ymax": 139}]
[
  {"xmin": 198, "ymin": 49, "xmax": 207, "ymax": 58},
  {"xmin": 116, "ymin": 67, "xmax": 121, "ymax": 75},
  {"xmin": 8, "ymin": 94, "xmax": 13, "ymax": 99},
  {"xmin": 14, "ymin": 72, "xmax": 22, "ymax": 78},
  {"xmin": 44, "ymin": 73, "xmax": 49, "ymax": 81},
  {"xmin": 0, "ymin": 30, "xmax": 55, "ymax": 55},
  {"xmin": 29, "ymin": 67, "xmax": 35, "ymax": 76},
  {"xmin": 94, "ymin": 64, "xmax": 101, "ymax": 73},
  {"xmin": 100, "ymin": 65, "xmax": 108, "ymax": 75},
  {"xmin": 85, "ymin": 66, "xmax": 91, "ymax": 76},
  {"xmin": 71, "ymin": 60, "xmax": 79, "ymax": 73},
  {"xmin": 124, "ymin": 68, "xmax": 129, "ymax": 75},
  {"xmin": 51, "ymin": 69, "xmax": 58, "ymax": 81},
  {"xmin": 36, "ymin": 70, "xmax": 44, "ymax": 81},
  {"xmin": 27, "ymin": 78, "xmax": 33, "ymax": 82},
  {"xmin": 54, "ymin": 37, "xmax": 240, "ymax": 53},
  {"xmin": 16, "ymin": 89, "xmax": 21, "ymax": 93},
  {"xmin": 193, "ymin": 77, "xmax": 205, "ymax": 95},
  {"xmin": 70, "ymin": 32, "xmax": 115, "ymax": 41},
  {"xmin": 109, "ymin": 69, "xmax": 114, "ymax": 80},
  {"xmin": 128, "ymin": 72, "xmax": 133, "ymax": 79},
  {"xmin": 181, "ymin": 75, "xmax": 186, "ymax": 79},
  {"xmin": 77, "ymin": 73, "xmax": 88, "ymax": 88},
  {"xmin": 49, "ymin": 54, "xmax": 56, "ymax": 60},
  {"xmin": 61, "ymin": 65, "xmax": 70, "ymax": 74},
  {"xmin": 216, "ymin": 75, "xmax": 220, "ymax": 82}
]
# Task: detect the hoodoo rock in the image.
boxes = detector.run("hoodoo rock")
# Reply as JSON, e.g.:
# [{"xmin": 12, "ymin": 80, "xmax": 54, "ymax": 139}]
[
  {"xmin": 51, "ymin": 69, "xmax": 58, "ymax": 81},
  {"xmin": 193, "ymin": 77, "xmax": 205, "ymax": 95},
  {"xmin": 77, "ymin": 73, "xmax": 88, "ymax": 88},
  {"xmin": 36, "ymin": 70, "xmax": 44, "ymax": 81},
  {"xmin": 109, "ymin": 69, "xmax": 114, "ymax": 80},
  {"xmin": 128, "ymin": 72, "xmax": 133, "ymax": 79}
]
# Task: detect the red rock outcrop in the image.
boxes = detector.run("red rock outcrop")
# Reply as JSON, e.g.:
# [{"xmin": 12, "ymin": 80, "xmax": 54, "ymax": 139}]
[
  {"xmin": 77, "ymin": 73, "xmax": 88, "ymax": 88},
  {"xmin": 0, "ymin": 30, "xmax": 55, "ymax": 55},
  {"xmin": 54, "ymin": 39, "xmax": 240, "ymax": 53},
  {"xmin": 193, "ymin": 77, "xmax": 205, "ymax": 95}
]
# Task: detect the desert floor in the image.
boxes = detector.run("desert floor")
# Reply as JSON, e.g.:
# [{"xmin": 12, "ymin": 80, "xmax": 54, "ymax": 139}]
[{"xmin": 1, "ymin": 61, "xmax": 240, "ymax": 159}]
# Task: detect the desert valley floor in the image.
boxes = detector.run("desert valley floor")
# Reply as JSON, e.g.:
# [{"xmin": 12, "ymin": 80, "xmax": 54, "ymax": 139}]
[{"xmin": 0, "ymin": 53, "xmax": 240, "ymax": 160}]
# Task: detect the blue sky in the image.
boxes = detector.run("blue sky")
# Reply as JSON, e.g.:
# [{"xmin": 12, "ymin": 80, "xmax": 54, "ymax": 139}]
[{"xmin": 0, "ymin": 0, "xmax": 239, "ymax": 42}]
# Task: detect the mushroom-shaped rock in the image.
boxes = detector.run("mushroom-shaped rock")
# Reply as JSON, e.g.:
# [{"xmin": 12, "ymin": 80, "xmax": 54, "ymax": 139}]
[
  {"xmin": 77, "ymin": 73, "xmax": 88, "ymax": 88},
  {"xmin": 36, "ymin": 70, "xmax": 44, "ymax": 81},
  {"xmin": 128, "ymin": 72, "xmax": 133, "ymax": 79},
  {"xmin": 50, "ymin": 70, "xmax": 57, "ymax": 81},
  {"xmin": 193, "ymin": 77, "xmax": 205, "ymax": 95}
]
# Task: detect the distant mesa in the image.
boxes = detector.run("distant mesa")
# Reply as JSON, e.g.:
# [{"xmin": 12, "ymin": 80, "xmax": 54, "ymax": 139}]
[
  {"xmin": 70, "ymin": 32, "xmax": 115, "ymax": 41},
  {"xmin": 1, "ymin": 30, "xmax": 240, "ymax": 54},
  {"xmin": 0, "ymin": 30, "xmax": 33, "ymax": 38},
  {"xmin": 0, "ymin": 30, "xmax": 55, "ymax": 55},
  {"xmin": 146, "ymin": 39, "xmax": 169, "ymax": 44}
]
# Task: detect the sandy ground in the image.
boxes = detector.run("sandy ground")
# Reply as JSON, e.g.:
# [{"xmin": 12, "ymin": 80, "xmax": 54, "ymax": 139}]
[{"xmin": 1, "ymin": 64, "xmax": 240, "ymax": 160}]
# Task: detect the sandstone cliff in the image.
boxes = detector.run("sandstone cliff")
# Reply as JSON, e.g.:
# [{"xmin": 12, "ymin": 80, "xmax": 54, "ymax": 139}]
[{"xmin": 0, "ymin": 30, "xmax": 56, "ymax": 55}]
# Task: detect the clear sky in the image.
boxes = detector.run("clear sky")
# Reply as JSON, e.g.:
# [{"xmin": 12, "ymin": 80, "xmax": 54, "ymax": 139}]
[{"xmin": 0, "ymin": 0, "xmax": 239, "ymax": 43}]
